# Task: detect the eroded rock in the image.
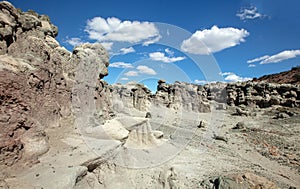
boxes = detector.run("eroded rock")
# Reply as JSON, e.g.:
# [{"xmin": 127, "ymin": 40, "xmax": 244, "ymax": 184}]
[
  {"xmin": 226, "ymin": 82, "xmax": 300, "ymax": 108},
  {"xmin": 154, "ymin": 81, "xmax": 211, "ymax": 113},
  {"xmin": 0, "ymin": 1, "xmax": 109, "ymax": 167}
]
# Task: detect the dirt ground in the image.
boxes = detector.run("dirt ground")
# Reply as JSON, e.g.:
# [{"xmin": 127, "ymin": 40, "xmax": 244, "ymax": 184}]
[{"xmin": 1, "ymin": 102, "xmax": 299, "ymax": 188}]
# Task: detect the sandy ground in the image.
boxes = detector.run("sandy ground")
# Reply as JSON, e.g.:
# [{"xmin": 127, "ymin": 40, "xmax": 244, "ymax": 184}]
[{"xmin": 1, "ymin": 101, "xmax": 299, "ymax": 188}]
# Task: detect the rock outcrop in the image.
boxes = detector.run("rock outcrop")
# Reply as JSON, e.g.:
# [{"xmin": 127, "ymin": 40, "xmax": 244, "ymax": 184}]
[
  {"xmin": 110, "ymin": 82, "xmax": 152, "ymax": 113},
  {"xmin": 0, "ymin": 1, "xmax": 69, "ymax": 166},
  {"xmin": 254, "ymin": 66, "xmax": 300, "ymax": 85},
  {"xmin": 226, "ymin": 82, "xmax": 300, "ymax": 108},
  {"xmin": 1, "ymin": 2, "xmax": 299, "ymax": 189},
  {"xmin": 98, "ymin": 80, "xmax": 212, "ymax": 117},
  {"xmin": 0, "ymin": 1, "xmax": 213, "ymax": 166},
  {"xmin": 0, "ymin": 1, "xmax": 109, "ymax": 166},
  {"xmin": 154, "ymin": 80, "xmax": 211, "ymax": 112}
]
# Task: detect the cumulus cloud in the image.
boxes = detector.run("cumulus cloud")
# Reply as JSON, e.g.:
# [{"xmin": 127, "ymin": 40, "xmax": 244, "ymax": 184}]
[
  {"xmin": 123, "ymin": 65, "xmax": 157, "ymax": 77},
  {"xmin": 120, "ymin": 47, "xmax": 135, "ymax": 54},
  {"xmin": 66, "ymin": 37, "xmax": 83, "ymax": 47},
  {"xmin": 221, "ymin": 72, "xmax": 252, "ymax": 82},
  {"xmin": 124, "ymin": 71, "xmax": 139, "ymax": 77},
  {"xmin": 181, "ymin": 26, "xmax": 249, "ymax": 55},
  {"xmin": 109, "ymin": 62, "xmax": 134, "ymax": 68},
  {"xmin": 149, "ymin": 51, "xmax": 185, "ymax": 63},
  {"xmin": 237, "ymin": 6, "xmax": 266, "ymax": 20},
  {"xmin": 247, "ymin": 50, "xmax": 300, "ymax": 64},
  {"xmin": 85, "ymin": 17, "xmax": 160, "ymax": 45},
  {"xmin": 194, "ymin": 80, "xmax": 207, "ymax": 85},
  {"xmin": 136, "ymin": 65, "xmax": 157, "ymax": 75}
]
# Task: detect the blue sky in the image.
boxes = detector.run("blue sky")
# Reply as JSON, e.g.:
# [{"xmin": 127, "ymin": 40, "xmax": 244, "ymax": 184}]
[{"xmin": 9, "ymin": 0, "xmax": 300, "ymax": 91}]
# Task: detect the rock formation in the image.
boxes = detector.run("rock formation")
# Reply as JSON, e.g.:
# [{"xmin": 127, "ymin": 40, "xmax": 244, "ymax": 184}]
[
  {"xmin": 0, "ymin": 1, "xmax": 110, "ymax": 166},
  {"xmin": 98, "ymin": 80, "xmax": 212, "ymax": 117},
  {"xmin": 0, "ymin": 1, "xmax": 69, "ymax": 166},
  {"xmin": 204, "ymin": 82, "xmax": 227, "ymax": 103},
  {"xmin": 110, "ymin": 82, "xmax": 152, "ymax": 113},
  {"xmin": 226, "ymin": 82, "xmax": 300, "ymax": 108},
  {"xmin": 154, "ymin": 80, "xmax": 211, "ymax": 112},
  {"xmin": 0, "ymin": 2, "xmax": 299, "ymax": 189},
  {"xmin": 0, "ymin": 1, "xmax": 214, "ymax": 167},
  {"xmin": 254, "ymin": 66, "xmax": 300, "ymax": 84}
]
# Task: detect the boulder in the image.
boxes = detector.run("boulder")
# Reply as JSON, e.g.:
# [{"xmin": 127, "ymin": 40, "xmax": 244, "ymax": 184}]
[
  {"xmin": 153, "ymin": 130, "xmax": 164, "ymax": 139},
  {"xmin": 198, "ymin": 120, "xmax": 207, "ymax": 128},
  {"xmin": 232, "ymin": 121, "xmax": 245, "ymax": 129}
]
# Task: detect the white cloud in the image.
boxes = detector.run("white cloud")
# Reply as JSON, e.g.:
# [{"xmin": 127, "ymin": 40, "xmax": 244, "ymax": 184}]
[
  {"xmin": 136, "ymin": 65, "xmax": 157, "ymax": 75},
  {"xmin": 165, "ymin": 48, "xmax": 174, "ymax": 56},
  {"xmin": 194, "ymin": 80, "xmax": 207, "ymax": 85},
  {"xmin": 124, "ymin": 71, "xmax": 139, "ymax": 77},
  {"xmin": 237, "ymin": 6, "xmax": 266, "ymax": 20},
  {"xmin": 120, "ymin": 47, "xmax": 135, "ymax": 54},
  {"xmin": 142, "ymin": 35, "xmax": 161, "ymax": 46},
  {"xmin": 181, "ymin": 26, "xmax": 249, "ymax": 55},
  {"xmin": 261, "ymin": 50, "xmax": 300, "ymax": 64},
  {"xmin": 123, "ymin": 65, "xmax": 157, "ymax": 77},
  {"xmin": 149, "ymin": 51, "xmax": 185, "ymax": 63},
  {"xmin": 66, "ymin": 37, "xmax": 83, "ymax": 47},
  {"xmin": 248, "ymin": 64, "xmax": 256, "ymax": 68},
  {"xmin": 194, "ymin": 80, "xmax": 219, "ymax": 84},
  {"xmin": 247, "ymin": 55, "xmax": 270, "ymax": 63},
  {"xmin": 85, "ymin": 17, "xmax": 160, "ymax": 44},
  {"xmin": 120, "ymin": 77, "xmax": 129, "ymax": 81},
  {"xmin": 101, "ymin": 42, "xmax": 113, "ymax": 51},
  {"xmin": 247, "ymin": 50, "xmax": 300, "ymax": 64},
  {"xmin": 221, "ymin": 72, "xmax": 252, "ymax": 82},
  {"xmin": 109, "ymin": 62, "xmax": 134, "ymax": 68}
]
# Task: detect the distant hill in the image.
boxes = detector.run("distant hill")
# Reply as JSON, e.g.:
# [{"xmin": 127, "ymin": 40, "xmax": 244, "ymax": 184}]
[{"xmin": 253, "ymin": 66, "xmax": 300, "ymax": 84}]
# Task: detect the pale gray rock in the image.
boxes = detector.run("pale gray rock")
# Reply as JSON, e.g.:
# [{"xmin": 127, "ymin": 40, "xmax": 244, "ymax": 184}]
[
  {"xmin": 204, "ymin": 82, "xmax": 227, "ymax": 103},
  {"xmin": 233, "ymin": 121, "xmax": 245, "ymax": 129},
  {"xmin": 111, "ymin": 82, "xmax": 151, "ymax": 113},
  {"xmin": 0, "ymin": 40, "xmax": 7, "ymax": 54},
  {"xmin": 235, "ymin": 107, "xmax": 250, "ymax": 116},
  {"xmin": 226, "ymin": 81, "xmax": 300, "ymax": 108},
  {"xmin": 198, "ymin": 120, "xmax": 207, "ymax": 128},
  {"xmin": 154, "ymin": 81, "xmax": 211, "ymax": 113},
  {"xmin": 153, "ymin": 130, "xmax": 164, "ymax": 139},
  {"xmin": 20, "ymin": 129, "xmax": 49, "ymax": 161},
  {"xmin": 18, "ymin": 12, "xmax": 41, "ymax": 31}
]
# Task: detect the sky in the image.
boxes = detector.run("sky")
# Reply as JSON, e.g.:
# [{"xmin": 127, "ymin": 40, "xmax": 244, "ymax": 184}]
[{"xmin": 9, "ymin": 0, "xmax": 300, "ymax": 92}]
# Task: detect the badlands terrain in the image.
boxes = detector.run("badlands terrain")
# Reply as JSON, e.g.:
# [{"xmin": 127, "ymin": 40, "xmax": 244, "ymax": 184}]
[{"xmin": 0, "ymin": 1, "xmax": 299, "ymax": 188}]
